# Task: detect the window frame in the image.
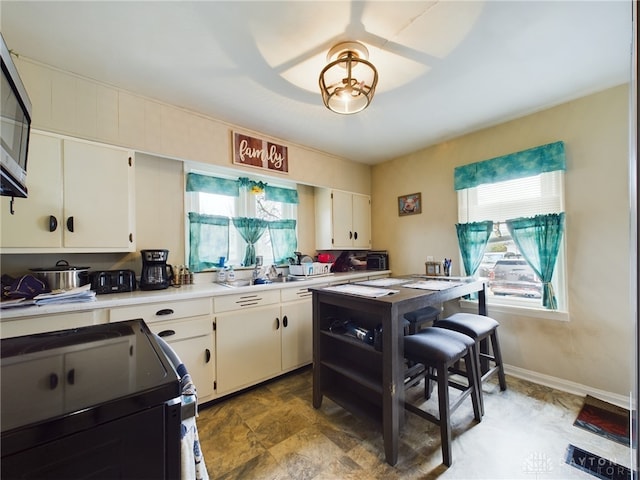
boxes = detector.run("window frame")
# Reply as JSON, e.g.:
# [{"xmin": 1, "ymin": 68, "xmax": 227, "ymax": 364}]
[
  {"xmin": 457, "ymin": 171, "xmax": 569, "ymax": 318},
  {"xmin": 184, "ymin": 164, "xmax": 298, "ymax": 270}
]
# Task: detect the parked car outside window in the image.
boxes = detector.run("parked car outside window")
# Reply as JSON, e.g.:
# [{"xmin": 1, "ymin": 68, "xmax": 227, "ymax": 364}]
[{"xmin": 489, "ymin": 258, "xmax": 542, "ymax": 299}]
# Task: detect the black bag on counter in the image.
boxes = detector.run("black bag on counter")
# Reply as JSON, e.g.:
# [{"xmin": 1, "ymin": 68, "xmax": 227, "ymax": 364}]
[{"xmin": 2, "ymin": 274, "xmax": 49, "ymax": 299}]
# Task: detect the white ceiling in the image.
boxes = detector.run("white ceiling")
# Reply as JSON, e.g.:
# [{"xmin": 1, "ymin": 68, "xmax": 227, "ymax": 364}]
[{"xmin": 1, "ymin": 1, "xmax": 632, "ymax": 165}]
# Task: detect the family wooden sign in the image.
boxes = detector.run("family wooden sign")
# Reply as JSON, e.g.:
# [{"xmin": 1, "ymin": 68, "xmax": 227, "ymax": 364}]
[{"xmin": 232, "ymin": 132, "xmax": 288, "ymax": 174}]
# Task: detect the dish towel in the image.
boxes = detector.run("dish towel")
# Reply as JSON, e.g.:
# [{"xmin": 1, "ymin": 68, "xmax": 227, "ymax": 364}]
[{"xmin": 178, "ymin": 364, "xmax": 209, "ymax": 480}]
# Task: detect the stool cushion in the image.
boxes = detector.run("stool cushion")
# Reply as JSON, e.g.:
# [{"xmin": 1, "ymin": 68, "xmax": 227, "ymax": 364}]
[
  {"xmin": 404, "ymin": 306, "xmax": 440, "ymax": 324},
  {"xmin": 404, "ymin": 328, "xmax": 473, "ymax": 363},
  {"xmin": 434, "ymin": 313, "xmax": 499, "ymax": 339}
]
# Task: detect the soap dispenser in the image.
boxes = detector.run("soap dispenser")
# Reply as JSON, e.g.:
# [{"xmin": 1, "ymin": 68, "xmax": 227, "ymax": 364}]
[{"xmin": 217, "ymin": 267, "xmax": 227, "ymax": 283}]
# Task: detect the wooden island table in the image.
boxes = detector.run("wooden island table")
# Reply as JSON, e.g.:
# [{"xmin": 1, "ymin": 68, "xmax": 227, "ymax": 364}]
[{"xmin": 311, "ymin": 276, "xmax": 487, "ymax": 466}]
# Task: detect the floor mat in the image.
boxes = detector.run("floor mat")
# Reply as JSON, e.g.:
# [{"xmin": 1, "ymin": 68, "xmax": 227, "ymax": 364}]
[
  {"xmin": 565, "ymin": 444, "xmax": 630, "ymax": 480},
  {"xmin": 574, "ymin": 395, "xmax": 630, "ymax": 446}
]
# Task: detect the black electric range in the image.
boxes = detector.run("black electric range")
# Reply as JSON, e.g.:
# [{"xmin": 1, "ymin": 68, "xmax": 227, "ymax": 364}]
[{"xmin": 1, "ymin": 319, "xmax": 181, "ymax": 479}]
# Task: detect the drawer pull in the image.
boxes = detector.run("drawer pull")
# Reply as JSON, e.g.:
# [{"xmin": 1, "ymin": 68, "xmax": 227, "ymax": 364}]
[
  {"xmin": 49, "ymin": 373, "xmax": 59, "ymax": 390},
  {"xmin": 276, "ymin": 317, "xmax": 280, "ymax": 329},
  {"xmin": 67, "ymin": 368, "xmax": 75, "ymax": 385},
  {"xmin": 205, "ymin": 348, "xmax": 211, "ymax": 363},
  {"xmin": 283, "ymin": 315, "xmax": 288, "ymax": 328},
  {"xmin": 49, "ymin": 215, "xmax": 58, "ymax": 232},
  {"xmin": 156, "ymin": 308, "xmax": 174, "ymax": 316},
  {"xmin": 158, "ymin": 329, "xmax": 176, "ymax": 337}
]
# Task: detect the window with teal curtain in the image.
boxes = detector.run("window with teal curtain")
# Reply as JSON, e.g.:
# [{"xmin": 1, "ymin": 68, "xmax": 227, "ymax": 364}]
[
  {"xmin": 188, "ymin": 213, "xmax": 229, "ymax": 272},
  {"xmin": 232, "ymin": 217, "xmax": 268, "ymax": 266},
  {"xmin": 506, "ymin": 213, "xmax": 565, "ymax": 309},
  {"xmin": 268, "ymin": 220, "xmax": 297, "ymax": 263},
  {"xmin": 186, "ymin": 170, "xmax": 299, "ymax": 268},
  {"xmin": 455, "ymin": 221, "xmax": 494, "ymax": 276},
  {"xmin": 455, "ymin": 141, "xmax": 567, "ymax": 310}
]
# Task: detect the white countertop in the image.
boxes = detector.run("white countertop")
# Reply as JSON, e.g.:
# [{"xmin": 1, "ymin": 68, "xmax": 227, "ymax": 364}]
[{"xmin": 0, "ymin": 270, "xmax": 391, "ymax": 320}]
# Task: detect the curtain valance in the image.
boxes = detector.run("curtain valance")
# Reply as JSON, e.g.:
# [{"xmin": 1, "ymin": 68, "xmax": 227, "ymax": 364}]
[
  {"xmin": 265, "ymin": 185, "xmax": 299, "ymax": 204},
  {"xmin": 186, "ymin": 173, "xmax": 239, "ymax": 196},
  {"xmin": 454, "ymin": 141, "xmax": 566, "ymax": 191}
]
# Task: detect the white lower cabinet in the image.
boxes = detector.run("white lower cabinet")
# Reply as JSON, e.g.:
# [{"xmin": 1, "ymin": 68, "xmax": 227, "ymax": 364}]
[
  {"xmin": 281, "ymin": 287, "xmax": 314, "ymax": 372},
  {"xmin": 0, "ymin": 310, "xmax": 106, "ymax": 339},
  {"xmin": 215, "ymin": 304, "xmax": 282, "ymax": 395},
  {"xmin": 213, "ymin": 287, "xmax": 316, "ymax": 396},
  {"xmin": 109, "ymin": 298, "xmax": 215, "ymax": 403}
]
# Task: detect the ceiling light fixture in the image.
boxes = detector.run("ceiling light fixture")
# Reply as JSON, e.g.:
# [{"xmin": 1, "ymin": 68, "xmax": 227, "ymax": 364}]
[{"xmin": 319, "ymin": 41, "xmax": 378, "ymax": 115}]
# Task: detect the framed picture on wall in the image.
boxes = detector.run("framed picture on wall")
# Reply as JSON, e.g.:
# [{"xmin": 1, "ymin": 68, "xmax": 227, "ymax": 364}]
[{"xmin": 398, "ymin": 192, "xmax": 422, "ymax": 216}]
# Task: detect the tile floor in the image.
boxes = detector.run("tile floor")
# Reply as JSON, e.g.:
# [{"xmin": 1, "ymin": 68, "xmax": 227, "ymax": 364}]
[{"xmin": 196, "ymin": 367, "xmax": 631, "ymax": 480}]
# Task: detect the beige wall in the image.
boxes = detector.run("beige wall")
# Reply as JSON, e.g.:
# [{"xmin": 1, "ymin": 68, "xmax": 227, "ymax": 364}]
[
  {"xmin": 372, "ymin": 84, "xmax": 632, "ymax": 398},
  {"xmin": 0, "ymin": 56, "xmax": 362, "ymax": 275}
]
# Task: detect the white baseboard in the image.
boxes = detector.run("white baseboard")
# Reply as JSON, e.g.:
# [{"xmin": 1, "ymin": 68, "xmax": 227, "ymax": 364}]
[{"xmin": 504, "ymin": 364, "xmax": 632, "ymax": 409}]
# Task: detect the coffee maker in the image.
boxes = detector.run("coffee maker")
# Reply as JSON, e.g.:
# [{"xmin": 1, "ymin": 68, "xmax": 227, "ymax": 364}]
[{"xmin": 139, "ymin": 249, "xmax": 173, "ymax": 290}]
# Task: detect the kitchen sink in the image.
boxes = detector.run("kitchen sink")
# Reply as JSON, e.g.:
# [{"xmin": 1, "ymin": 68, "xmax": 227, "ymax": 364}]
[{"xmin": 220, "ymin": 279, "xmax": 252, "ymax": 288}]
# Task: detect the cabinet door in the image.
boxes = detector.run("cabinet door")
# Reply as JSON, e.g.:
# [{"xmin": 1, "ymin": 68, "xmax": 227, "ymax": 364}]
[
  {"xmin": 352, "ymin": 193, "xmax": 371, "ymax": 249},
  {"xmin": 157, "ymin": 333, "xmax": 215, "ymax": 401},
  {"xmin": 1, "ymin": 354, "xmax": 65, "ymax": 430},
  {"xmin": 1, "ymin": 132, "xmax": 64, "ymax": 249},
  {"xmin": 331, "ymin": 190, "xmax": 354, "ymax": 249},
  {"xmin": 215, "ymin": 304, "xmax": 281, "ymax": 394},
  {"xmin": 281, "ymin": 298, "xmax": 313, "ymax": 371},
  {"xmin": 62, "ymin": 139, "xmax": 133, "ymax": 249}
]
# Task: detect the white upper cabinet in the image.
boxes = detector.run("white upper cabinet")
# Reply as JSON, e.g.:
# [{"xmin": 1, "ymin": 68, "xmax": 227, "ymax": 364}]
[
  {"xmin": 315, "ymin": 188, "xmax": 371, "ymax": 250},
  {"xmin": 1, "ymin": 131, "xmax": 135, "ymax": 252}
]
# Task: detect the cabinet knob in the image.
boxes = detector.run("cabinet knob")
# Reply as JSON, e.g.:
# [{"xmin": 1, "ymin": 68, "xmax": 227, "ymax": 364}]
[
  {"xmin": 276, "ymin": 317, "xmax": 280, "ymax": 329},
  {"xmin": 66, "ymin": 216, "xmax": 74, "ymax": 232},
  {"xmin": 283, "ymin": 315, "xmax": 288, "ymax": 328},
  {"xmin": 156, "ymin": 308, "xmax": 174, "ymax": 316},
  {"xmin": 49, "ymin": 215, "xmax": 58, "ymax": 232},
  {"xmin": 349, "ymin": 231, "xmax": 353, "ymax": 240},
  {"xmin": 354, "ymin": 231, "xmax": 358, "ymax": 240},
  {"xmin": 67, "ymin": 368, "xmax": 75, "ymax": 385},
  {"xmin": 205, "ymin": 348, "xmax": 211, "ymax": 363},
  {"xmin": 158, "ymin": 329, "xmax": 176, "ymax": 337},
  {"xmin": 49, "ymin": 373, "xmax": 59, "ymax": 390}
]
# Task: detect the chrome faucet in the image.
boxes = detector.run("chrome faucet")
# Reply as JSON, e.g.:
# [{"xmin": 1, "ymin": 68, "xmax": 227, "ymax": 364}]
[
  {"xmin": 253, "ymin": 256, "xmax": 263, "ymax": 281},
  {"xmin": 267, "ymin": 264, "xmax": 278, "ymax": 279}
]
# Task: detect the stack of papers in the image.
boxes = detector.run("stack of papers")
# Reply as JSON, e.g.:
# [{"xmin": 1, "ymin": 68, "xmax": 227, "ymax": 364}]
[
  {"xmin": 323, "ymin": 284, "xmax": 398, "ymax": 298},
  {"xmin": 403, "ymin": 280, "xmax": 464, "ymax": 291},
  {"xmin": 356, "ymin": 278, "xmax": 409, "ymax": 287},
  {"xmin": 33, "ymin": 284, "xmax": 96, "ymax": 305}
]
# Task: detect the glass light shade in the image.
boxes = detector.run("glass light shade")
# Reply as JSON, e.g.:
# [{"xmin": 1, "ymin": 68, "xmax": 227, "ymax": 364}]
[{"xmin": 319, "ymin": 44, "xmax": 378, "ymax": 114}]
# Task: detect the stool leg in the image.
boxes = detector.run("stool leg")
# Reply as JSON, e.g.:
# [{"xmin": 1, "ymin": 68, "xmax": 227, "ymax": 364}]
[
  {"xmin": 465, "ymin": 349, "xmax": 482, "ymax": 422},
  {"xmin": 470, "ymin": 342, "xmax": 485, "ymax": 417},
  {"xmin": 437, "ymin": 362, "xmax": 453, "ymax": 467},
  {"xmin": 490, "ymin": 331, "xmax": 507, "ymax": 391}
]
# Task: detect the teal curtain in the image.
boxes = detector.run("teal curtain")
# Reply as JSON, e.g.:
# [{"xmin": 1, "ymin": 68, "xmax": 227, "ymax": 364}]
[
  {"xmin": 506, "ymin": 213, "xmax": 565, "ymax": 309},
  {"xmin": 186, "ymin": 173, "xmax": 239, "ymax": 196},
  {"xmin": 454, "ymin": 141, "xmax": 566, "ymax": 190},
  {"xmin": 238, "ymin": 177, "xmax": 267, "ymax": 192},
  {"xmin": 268, "ymin": 220, "xmax": 297, "ymax": 264},
  {"xmin": 265, "ymin": 185, "xmax": 299, "ymax": 204},
  {"xmin": 456, "ymin": 221, "xmax": 494, "ymax": 276},
  {"xmin": 188, "ymin": 213, "xmax": 229, "ymax": 272},
  {"xmin": 232, "ymin": 217, "xmax": 268, "ymax": 266}
]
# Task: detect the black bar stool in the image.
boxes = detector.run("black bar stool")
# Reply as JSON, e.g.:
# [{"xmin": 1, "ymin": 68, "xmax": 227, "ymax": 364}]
[
  {"xmin": 434, "ymin": 313, "xmax": 507, "ymax": 416},
  {"xmin": 403, "ymin": 305, "xmax": 440, "ymax": 334},
  {"xmin": 404, "ymin": 327, "xmax": 482, "ymax": 467}
]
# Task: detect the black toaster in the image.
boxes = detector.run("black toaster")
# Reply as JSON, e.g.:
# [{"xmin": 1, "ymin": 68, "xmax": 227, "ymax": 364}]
[{"xmin": 90, "ymin": 270, "xmax": 137, "ymax": 294}]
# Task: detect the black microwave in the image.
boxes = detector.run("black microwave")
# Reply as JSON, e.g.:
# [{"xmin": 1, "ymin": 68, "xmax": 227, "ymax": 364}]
[
  {"xmin": 366, "ymin": 251, "xmax": 389, "ymax": 270},
  {"xmin": 1, "ymin": 33, "xmax": 32, "ymax": 199}
]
